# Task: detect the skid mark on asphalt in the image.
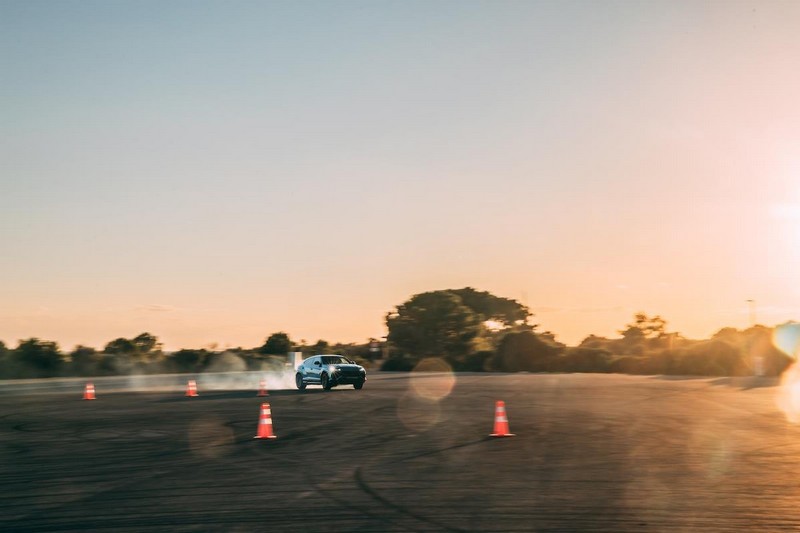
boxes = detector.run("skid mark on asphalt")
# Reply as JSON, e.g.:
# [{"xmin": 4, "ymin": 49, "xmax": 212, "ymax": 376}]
[
  {"xmin": 304, "ymin": 465, "xmax": 437, "ymax": 532},
  {"xmin": 353, "ymin": 466, "xmax": 468, "ymax": 533},
  {"xmin": 397, "ymin": 437, "xmax": 490, "ymax": 462},
  {"xmin": 249, "ymin": 448, "xmax": 423, "ymax": 532},
  {"xmin": 234, "ymin": 407, "xmax": 446, "ymax": 531},
  {"xmin": 340, "ymin": 439, "xmax": 493, "ymax": 532},
  {"xmin": 227, "ymin": 407, "xmax": 415, "ymax": 529},
  {"xmin": 5, "ymin": 375, "xmax": 797, "ymax": 531}
]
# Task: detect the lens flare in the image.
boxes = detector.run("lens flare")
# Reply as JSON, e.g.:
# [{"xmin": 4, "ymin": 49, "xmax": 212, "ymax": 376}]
[
  {"xmin": 409, "ymin": 358, "xmax": 456, "ymax": 401},
  {"xmin": 688, "ymin": 428, "xmax": 732, "ymax": 480},
  {"xmin": 776, "ymin": 362, "xmax": 800, "ymax": 424},
  {"xmin": 397, "ymin": 358, "xmax": 455, "ymax": 433},
  {"xmin": 396, "ymin": 393, "xmax": 441, "ymax": 433},
  {"xmin": 773, "ymin": 322, "xmax": 800, "ymax": 359}
]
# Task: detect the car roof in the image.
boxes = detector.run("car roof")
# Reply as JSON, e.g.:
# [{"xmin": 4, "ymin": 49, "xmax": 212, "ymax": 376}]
[{"xmin": 304, "ymin": 354, "xmax": 349, "ymax": 361}]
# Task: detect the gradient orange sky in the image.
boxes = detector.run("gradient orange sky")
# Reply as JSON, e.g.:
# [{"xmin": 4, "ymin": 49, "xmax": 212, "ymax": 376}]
[{"xmin": 2, "ymin": 1, "xmax": 800, "ymax": 351}]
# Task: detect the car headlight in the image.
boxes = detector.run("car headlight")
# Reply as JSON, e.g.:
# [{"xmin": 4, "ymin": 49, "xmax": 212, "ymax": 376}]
[{"xmin": 328, "ymin": 365, "xmax": 338, "ymax": 373}]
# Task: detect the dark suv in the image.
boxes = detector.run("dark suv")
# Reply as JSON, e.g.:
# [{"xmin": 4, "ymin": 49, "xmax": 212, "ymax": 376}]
[{"xmin": 295, "ymin": 355, "xmax": 367, "ymax": 391}]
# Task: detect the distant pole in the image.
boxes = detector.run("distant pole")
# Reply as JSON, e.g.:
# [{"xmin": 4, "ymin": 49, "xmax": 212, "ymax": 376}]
[{"xmin": 746, "ymin": 299, "xmax": 756, "ymax": 327}]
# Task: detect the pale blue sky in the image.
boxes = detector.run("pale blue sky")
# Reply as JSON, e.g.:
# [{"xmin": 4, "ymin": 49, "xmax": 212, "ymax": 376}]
[{"xmin": 2, "ymin": 0, "xmax": 800, "ymax": 350}]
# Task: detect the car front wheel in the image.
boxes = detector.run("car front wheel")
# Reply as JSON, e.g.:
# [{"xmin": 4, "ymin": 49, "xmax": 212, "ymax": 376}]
[
  {"xmin": 353, "ymin": 380, "xmax": 364, "ymax": 390},
  {"xmin": 295, "ymin": 373, "xmax": 306, "ymax": 390},
  {"xmin": 321, "ymin": 373, "xmax": 332, "ymax": 390}
]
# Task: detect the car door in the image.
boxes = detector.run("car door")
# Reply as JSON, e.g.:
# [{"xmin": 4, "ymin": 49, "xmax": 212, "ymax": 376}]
[{"xmin": 307, "ymin": 356, "xmax": 322, "ymax": 383}]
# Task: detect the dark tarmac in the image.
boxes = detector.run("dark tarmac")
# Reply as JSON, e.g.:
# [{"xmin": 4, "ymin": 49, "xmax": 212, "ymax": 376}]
[{"xmin": 3, "ymin": 372, "xmax": 800, "ymax": 532}]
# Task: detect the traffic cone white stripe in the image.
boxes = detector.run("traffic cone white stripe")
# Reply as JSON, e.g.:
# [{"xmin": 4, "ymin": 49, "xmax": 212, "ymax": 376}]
[
  {"xmin": 254, "ymin": 402, "xmax": 277, "ymax": 439},
  {"xmin": 83, "ymin": 383, "xmax": 96, "ymax": 400}
]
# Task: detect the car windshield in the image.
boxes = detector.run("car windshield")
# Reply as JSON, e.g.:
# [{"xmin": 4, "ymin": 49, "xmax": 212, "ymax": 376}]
[{"xmin": 321, "ymin": 356, "xmax": 350, "ymax": 365}]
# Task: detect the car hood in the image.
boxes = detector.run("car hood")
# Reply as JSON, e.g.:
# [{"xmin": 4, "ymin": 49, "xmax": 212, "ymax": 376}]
[{"xmin": 333, "ymin": 364, "xmax": 364, "ymax": 371}]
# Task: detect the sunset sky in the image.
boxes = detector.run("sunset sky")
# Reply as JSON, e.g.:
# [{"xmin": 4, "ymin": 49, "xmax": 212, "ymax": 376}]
[{"xmin": 2, "ymin": 0, "xmax": 800, "ymax": 351}]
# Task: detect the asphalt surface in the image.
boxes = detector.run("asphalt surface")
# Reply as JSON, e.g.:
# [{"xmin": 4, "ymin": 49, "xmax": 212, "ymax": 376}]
[{"xmin": 2, "ymin": 372, "xmax": 800, "ymax": 532}]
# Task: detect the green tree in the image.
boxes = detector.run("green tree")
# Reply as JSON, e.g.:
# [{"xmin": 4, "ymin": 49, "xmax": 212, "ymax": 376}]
[
  {"xmin": 69, "ymin": 345, "xmax": 105, "ymax": 376},
  {"xmin": 620, "ymin": 313, "xmax": 666, "ymax": 339},
  {"xmin": 0, "ymin": 340, "xmax": 9, "ymax": 378},
  {"xmin": 448, "ymin": 287, "xmax": 531, "ymax": 327},
  {"xmin": 614, "ymin": 313, "xmax": 668, "ymax": 355},
  {"xmin": 386, "ymin": 290, "xmax": 481, "ymax": 361},
  {"xmin": 559, "ymin": 347, "xmax": 613, "ymax": 373},
  {"xmin": 104, "ymin": 337, "xmax": 136, "ymax": 354},
  {"xmin": 326, "ymin": 341, "xmax": 373, "ymax": 363},
  {"xmin": 168, "ymin": 349, "xmax": 209, "ymax": 373},
  {"xmin": 579, "ymin": 334, "xmax": 610, "ymax": 349},
  {"xmin": 12, "ymin": 338, "xmax": 64, "ymax": 378},
  {"xmin": 132, "ymin": 332, "xmax": 158, "ymax": 354},
  {"xmin": 490, "ymin": 330, "xmax": 561, "ymax": 372},
  {"xmin": 310, "ymin": 339, "xmax": 329, "ymax": 355},
  {"xmin": 712, "ymin": 327, "xmax": 740, "ymax": 340},
  {"xmin": 101, "ymin": 334, "xmax": 163, "ymax": 373},
  {"xmin": 104, "ymin": 333, "xmax": 160, "ymax": 356},
  {"xmin": 260, "ymin": 332, "xmax": 293, "ymax": 355}
]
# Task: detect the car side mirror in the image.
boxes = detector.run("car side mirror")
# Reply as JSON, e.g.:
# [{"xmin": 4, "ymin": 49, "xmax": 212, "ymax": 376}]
[{"xmin": 314, "ymin": 361, "xmax": 321, "ymax": 366}]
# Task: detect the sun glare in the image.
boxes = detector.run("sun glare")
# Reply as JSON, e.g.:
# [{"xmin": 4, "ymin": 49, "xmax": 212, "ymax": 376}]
[
  {"xmin": 776, "ymin": 363, "xmax": 800, "ymax": 424},
  {"xmin": 484, "ymin": 320, "xmax": 505, "ymax": 332},
  {"xmin": 774, "ymin": 323, "xmax": 800, "ymax": 423},
  {"xmin": 773, "ymin": 322, "xmax": 800, "ymax": 359}
]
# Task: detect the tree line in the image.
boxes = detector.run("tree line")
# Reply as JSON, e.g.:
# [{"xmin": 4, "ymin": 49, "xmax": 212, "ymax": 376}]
[
  {"xmin": 1, "ymin": 287, "xmax": 797, "ymax": 378},
  {"xmin": 383, "ymin": 289, "xmax": 796, "ymax": 377},
  {"xmin": 0, "ymin": 332, "xmax": 377, "ymax": 379}
]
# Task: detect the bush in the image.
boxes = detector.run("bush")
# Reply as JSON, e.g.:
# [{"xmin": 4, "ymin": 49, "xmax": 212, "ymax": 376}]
[
  {"xmin": 558, "ymin": 347, "xmax": 613, "ymax": 373},
  {"xmin": 450, "ymin": 350, "xmax": 493, "ymax": 372},
  {"xmin": 639, "ymin": 350, "xmax": 680, "ymax": 374},
  {"xmin": 490, "ymin": 331, "xmax": 563, "ymax": 372},
  {"xmin": 166, "ymin": 349, "xmax": 210, "ymax": 373},
  {"xmin": 608, "ymin": 356, "xmax": 646, "ymax": 374},
  {"xmin": 8, "ymin": 339, "xmax": 65, "ymax": 378},
  {"xmin": 381, "ymin": 357, "xmax": 416, "ymax": 371},
  {"xmin": 675, "ymin": 340, "xmax": 748, "ymax": 376},
  {"xmin": 67, "ymin": 346, "xmax": 108, "ymax": 376}
]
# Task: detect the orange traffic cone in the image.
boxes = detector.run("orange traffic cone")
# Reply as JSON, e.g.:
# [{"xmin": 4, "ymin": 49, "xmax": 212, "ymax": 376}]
[
  {"xmin": 490, "ymin": 400, "xmax": 515, "ymax": 437},
  {"xmin": 254, "ymin": 402, "xmax": 277, "ymax": 439},
  {"xmin": 83, "ymin": 382, "xmax": 96, "ymax": 400},
  {"xmin": 185, "ymin": 379, "xmax": 199, "ymax": 397},
  {"xmin": 257, "ymin": 378, "xmax": 269, "ymax": 397}
]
